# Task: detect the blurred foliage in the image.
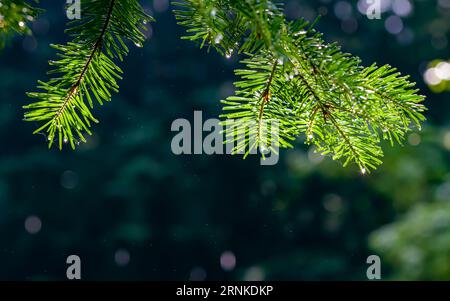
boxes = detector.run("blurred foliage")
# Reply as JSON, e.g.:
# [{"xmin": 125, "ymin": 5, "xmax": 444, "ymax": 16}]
[
  {"xmin": 370, "ymin": 200, "xmax": 450, "ymax": 280},
  {"xmin": 0, "ymin": 0, "xmax": 449, "ymax": 281},
  {"xmin": 0, "ymin": 0, "xmax": 38, "ymax": 49}
]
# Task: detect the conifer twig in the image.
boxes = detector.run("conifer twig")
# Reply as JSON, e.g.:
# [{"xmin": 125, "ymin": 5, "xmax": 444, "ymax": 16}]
[
  {"xmin": 174, "ymin": 0, "xmax": 427, "ymax": 172},
  {"xmin": 24, "ymin": 0, "xmax": 153, "ymax": 149}
]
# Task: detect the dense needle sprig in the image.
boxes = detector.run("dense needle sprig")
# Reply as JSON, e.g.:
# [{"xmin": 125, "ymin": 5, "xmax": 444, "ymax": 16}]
[
  {"xmin": 13, "ymin": 0, "xmax": 427, "ymax": 172},
  {"xmin": 174, "ymin": 0, "xmax": 426, "ymax": 173},
  {"xmin": 23, "ymin": 0, "xmax": 153, "ymax": 149}
]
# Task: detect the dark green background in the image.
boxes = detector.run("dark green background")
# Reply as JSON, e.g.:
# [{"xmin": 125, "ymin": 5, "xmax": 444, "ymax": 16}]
[{"xmin": 0, "ymin": 0, "xmax": 449, "ymax": 280}]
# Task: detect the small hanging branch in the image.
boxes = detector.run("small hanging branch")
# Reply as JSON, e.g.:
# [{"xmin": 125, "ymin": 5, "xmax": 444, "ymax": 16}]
[{"xmin": 23, "ymin": 0, "xmax": 153, "ymax": 149}]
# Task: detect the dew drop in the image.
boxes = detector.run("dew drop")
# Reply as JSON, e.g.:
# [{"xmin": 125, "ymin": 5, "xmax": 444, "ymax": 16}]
[
  {"xmin": 215, "ymin": 33, "xmax": 223, "ymax": 44},
  {"xmin": 225, "ymin": 49, "xmax": 233, "ymax": 59}
]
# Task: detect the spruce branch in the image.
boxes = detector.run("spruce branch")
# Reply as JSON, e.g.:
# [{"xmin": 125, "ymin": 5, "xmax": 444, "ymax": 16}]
[
  {"xmin": 24, "ymin": 0, "xmax": 153, "ymax": 149},
  {"xmin": 174, "ymin": 0, "xmax": 427, "ymax": 173}
]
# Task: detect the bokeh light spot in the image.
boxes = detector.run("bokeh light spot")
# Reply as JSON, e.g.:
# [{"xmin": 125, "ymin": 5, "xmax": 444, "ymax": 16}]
[
  {"xmin": 220, "ymin": 251, "xmax": 236, "ymax": 271},
  {"xmin": 114, "ymin": 249, "xmax": 131, "ymax": 267},
  {"xmin": 24, "ymin": 216, "xmax": 42, "ymax": 234}
]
